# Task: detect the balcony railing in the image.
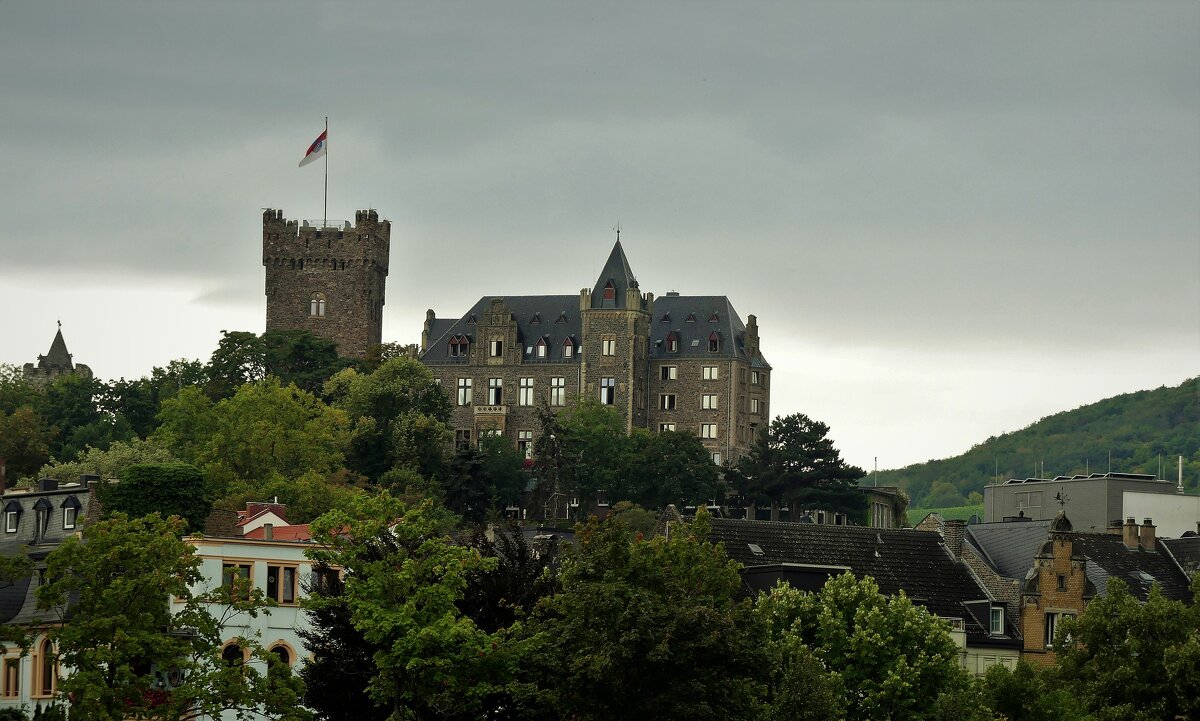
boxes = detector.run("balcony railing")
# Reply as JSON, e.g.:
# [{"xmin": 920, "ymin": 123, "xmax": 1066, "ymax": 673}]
[{"xmin": 473, "ymin": 405, "xmax": 507, "ymax": 415}]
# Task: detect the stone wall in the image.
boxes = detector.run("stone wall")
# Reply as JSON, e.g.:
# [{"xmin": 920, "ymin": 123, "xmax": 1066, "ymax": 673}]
[{"xmin": 263, "ymin": 208, "xmax": 390, "ymax": 358}]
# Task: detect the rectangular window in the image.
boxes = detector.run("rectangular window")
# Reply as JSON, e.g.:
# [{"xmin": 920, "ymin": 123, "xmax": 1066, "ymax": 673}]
[
  {"xmin": 702, "ymin": 366, "xmax": 719, "ymax": 380},
  {"xmin": 2, "ymin": 657, "xmax": 18, "ymax": 697},
  {"xmin": 519, "ymin": 378, "xmax": 534, "ymax": 406},
  {"xmin": 4, "ymin": 512, "xmax": 17, "ymax": 533},
  {"xmin": 550, "ymin": 377, "xmax": 566, "ymax": 406},
  {"xmin": 700, "ymin": 423, "xmax": 718, "ymax": 439},
  {"xmin": 487, "ymin": 378, "xmax": 503, "ymax": 405},
  {"xmin": 536, "ymin": 343, "xmax": 547, "ymax": 358},
  {"xmin": 267, "ymin": 565, "xmax": 298, "ymax": 604},
  {"xmin": 489, "ymin": 340, "xmax": 503, "ymax": 357},
  {"xmin": 750, "ymin": 398, "xmax": 761, "ymax": 414},
  {"xmin": 454, "ymin": 429, "xmax": 471, "ymax": 450},
  {"xmin": 702, "ymin": 394, "xmax": 719, "ymax": 410},
  {"xmin": 517, "ymin": 430, "xmax": 533, "ymax": 459},
  {"xmin": 659, "ymin": 394, "xmax": 676, "ymax": 410},
  {"xmin": 63, "ymin": 507, "xmax": 76, "ymax": 530},
  {"xmin": 1045, "ymin": 612, "xmax": 1074, "ymax": 647},
  {"xmin": 739, "ymin": 368, "xmax": 747, "ymax": 383},
  {"xmin": 712, "ymin": 452, "xmax": 722, "ymax": 465},
  {"xmin": 751, "ymin": 371, "xmax": 760, "ymax": 385},
  {"xmin": 222, "ymin": 562, "xmax": 253, "ymax": 599},
  {"xmin": 990, "ymin": 607, "xmax": 1004, "ymax": 635},
  {"xmin": 563, "ymin": 343, "xmax": 574, "ymax": 359},
  {"xmin": 599, "ymin": 377, "xmax": 616, "ymax": 405},
  {"xmin": 457, "ymin": 378, "xmax": 472, "ymax": 406},
  {"xmin": 659, "ymin": 423, "xmax": 675, "ymax": 432},
  {"xmin": 1057, "ymin": 574, "xmax": 1066, "ymax": 591},
  {"xmin": 602, "ymin": 338, "xmax": 616, "ymax": 356},
  {"xmin": 660, "ymin": 366, "xmax": 677, "ymax": 381}
]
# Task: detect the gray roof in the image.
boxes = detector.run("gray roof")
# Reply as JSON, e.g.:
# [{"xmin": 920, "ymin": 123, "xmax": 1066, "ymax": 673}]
[
  {"xmin": 650, "ymin": 294, "xmax": 768, "ymax": 366},
  {"xmin": 965, "ymin": 520, "xmax": 1052, "ymax": 578},
  {"xmin": 1161, "ymin": 536, "xmax": 1200, "ymax": 577},
  {"xmin": 590, "ymin": 240, "xmax": 639, "ymax": 309},
  {"xmin": 420, "ymin": 295, "xmax": 582, "ymax": 365},
  {"xmin": 39, "ymin": 328, "xmax": 74, "ymax": 370}
]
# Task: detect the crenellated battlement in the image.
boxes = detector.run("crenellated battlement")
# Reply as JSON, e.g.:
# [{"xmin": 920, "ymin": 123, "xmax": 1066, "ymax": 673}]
[{"xmin": 262, "ymin": 207, "xmax": 392, "ymax": 358}]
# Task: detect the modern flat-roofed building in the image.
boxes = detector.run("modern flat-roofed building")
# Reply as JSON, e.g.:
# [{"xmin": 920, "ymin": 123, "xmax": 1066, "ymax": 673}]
[{"xmin": 983, "ymin": 472, "xmax": 1188, "ymax": 533}]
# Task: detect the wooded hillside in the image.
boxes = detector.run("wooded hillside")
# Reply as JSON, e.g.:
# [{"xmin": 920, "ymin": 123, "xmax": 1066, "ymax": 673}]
[{"xmin": 869, "ymin": 378, "xmax": 1199, "ymax": 507}]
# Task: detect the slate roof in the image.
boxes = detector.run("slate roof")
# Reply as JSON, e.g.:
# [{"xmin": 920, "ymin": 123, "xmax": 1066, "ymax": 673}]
[
  {"xmin": 706, "ymin": 518, "xmax": 1015, "ymax": 645},
  {"xmin": 1067, "ymin": 533, "xmax": 1193, "ymax": 602},
  {"xmin": 650, "ymin": 295, "xmax": 768, "ymax": 367},
  {"xmin": 965, "ymin": 520, "xmax": 1051, "ymax": 578},
  {"xmin": 1161, "ymin": 536, "xmax": 1200, "ymax": 577},
  {"xmin": 590, "ymin": 241, "xmax": 639, "ymax": 309},
  {"xmin": 420, "ymin": 294, "xmax": 582, "ymax": 365},
  {"xmin": 40, "ymin": 328, "xmax": 74, "ymax": 370}
]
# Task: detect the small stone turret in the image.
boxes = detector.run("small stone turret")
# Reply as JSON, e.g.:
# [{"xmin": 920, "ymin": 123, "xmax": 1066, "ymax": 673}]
[{"xmin": 23, "ymin": 325, "xmax": 92, "ymax": 388}]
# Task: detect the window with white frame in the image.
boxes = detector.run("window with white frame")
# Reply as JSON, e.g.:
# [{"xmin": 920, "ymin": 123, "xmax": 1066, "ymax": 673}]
[
  {"xmin": 750, "ymin": 398, "xmax": 761, "ymax": 414},
  {"xmin": 1045, "ymin": 612, "xmax": 1074, "ymax": 647},
  {"xmin": 535, "ymin": 339, "xmax": 547, "ymax": 358},
  {"xmin": 309, "ymin": 292, "xmax": 326, "ymax": 317},
  {"xmin": 702, "ymin": 366, "xmax": 719, "ymax": 380},
  {"xmin": 550, "ymin": 377, "xmax": 566, "ymax": 406},
  {"xmin": 660, "ymin": 366, "xmax": 677, "ymax": 381},
  {"xmin": 702, "ymin": 394, "xmax": 718, "ymax": 410},
  {"xmin": 751, "ymin": 370, "xmax": 760, "ymax": 385},
  {"xmin": 990, "ymin": 607, "xmax": 1005, "ymax": 635},
  {"xmin": 489, "ymin": 339, "xmax": 504, "ymax": 357},
  {"xmin": 519, "ymin": 377, "xmax": 534, "ymax": 406},
  {"xmin": 712, "ymin": 452, "xmax": 722, "ymax": 465},
  {"xmin": 478, "ymin": 429, "xmax": 501, "ymax": 442},
  {"xmin": 63, "ymin": 506, "xmax": 76, "ymax": 530},
  {"xmin": 599, "ymin": 377, "xmax": 615, "ymax": 405},
  {"xmin": 487, "ymin": 378, "xmax": 503, "ymax": 405},
  {"xmin": 456, "ymin": 378, "xmax": 472, "ymax": 406},
  {"xmin": 602, "ymin": 338, "xmax": 616, "ymax": 356},
  {"xmin": 4, "ymin": 511, "xmax": 17, "ymax": 534},
  {"xmin": 660, "ymin": 423, "xmax": 675, "ymax": 432},
  {"xmin": 562, "ymin": 340, "xmax": 574, "ymax": 358},
  {"xmin": 659, "ymin": 394, "xmax": 676, "ymax": 410},
  {"xmin": 700, "ymin": 423, "xmax": 718, "ymax": 439},
  {"xmin": 517, "ymin": 430, "xmax": 533, "ymax": 459}
]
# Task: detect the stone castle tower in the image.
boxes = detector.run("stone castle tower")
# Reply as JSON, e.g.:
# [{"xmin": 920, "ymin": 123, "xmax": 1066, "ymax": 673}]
[
  {"xmin": 262, "ymin": 208, "xmax": 390, "ymax": 358},
  {"xmin": 23, "ymin": 324, "xmax": 93, "ymax": 388}
]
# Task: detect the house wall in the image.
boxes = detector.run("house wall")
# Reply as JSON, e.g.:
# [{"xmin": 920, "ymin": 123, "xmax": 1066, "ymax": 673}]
[
  {"xmin": 1020, "ymin": 535, "xmax": 1089, "ymax": 666},
  {"xmin": 984, "ymin": 476, "xmax": 1180, "ymax": 531},
  {"xmin": 1122, "ymin": 491, "xmax": 1200, "ymax": 538}
]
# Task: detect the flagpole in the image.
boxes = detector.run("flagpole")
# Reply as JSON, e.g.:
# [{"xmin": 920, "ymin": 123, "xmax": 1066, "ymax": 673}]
[{"xmin": 323, "ymin": 117, "xmax": 328, "ymax": 226}]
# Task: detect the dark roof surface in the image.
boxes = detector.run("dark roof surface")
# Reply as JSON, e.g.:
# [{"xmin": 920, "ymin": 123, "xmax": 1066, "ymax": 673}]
[
  {"xmin": 1161, "ymin": 537, "xmax": 1200, "ymax": 577},
  {"xmin": 590, "ymin": 241, "xmax": 639, "ymax": 309},
  {"xmin": 965, "ymin": 520, "xmax": 1051, "ymax": 578},
  {"xmin": 650, "ymin": 295, "xmax": 766, "ymax": 366},
  {"xmin": 1067, "ymin": 533, "xmax": 1193, "ymax": 602},
  {"xmin": 706, "ymin": 518, "xmax": 1009, "ymax": 643},
  {"xmin": 420, "ymin": 295, "xmax": 582, "ymax": 364},
  {"xmin": 40, "ymin": 328, "xmax": 73, "ymax": 369}
]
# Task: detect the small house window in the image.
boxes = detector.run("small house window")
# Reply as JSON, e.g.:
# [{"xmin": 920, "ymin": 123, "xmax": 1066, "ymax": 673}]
[
  {"xmin": 603, "ymin": 281, "xmax": 616, "ymax": 301},
  {"xmin": 659, "ymin": 423, "xmax": 675, "ymax": 432},
  {"xmin": 457, "ymin": 378, "xmax": 473, "ymax": 406},
  {"xmin": 702, "ymin": 394, "xmax": 719, "ymax": 410},
  {"xmin": 660, "ymin": 366, "xmax": 677, "ymax": 380},
  {"xmin": 660, "ymin": 394, "xmax": 676, "ymax": 410},
  {"xmin": 271, "ymin": 645, "xmax": 293, "ymax": 667},
  {"xmin": 487, "ymin": 378, "xmax": 503, "ymax": 405},
  {"xmin": 700, "ymin": 423, "xmax": 718, "ymax": 439},
  {"xmin": 4, "ymin": 511, "xmax": 17, "ymax": 534},
  {"xmin": 63, "ymin": 507, "xmax": 76, "ymax": 530},
  {"xmin": 1056, "ymin": 574, "xmax": 1066, "ymax": 591},
  {"xmin": 489, "ymin": 339, "xmax": 503, "ymax": 357},
  {"xmin": 550, "ymin": 377, "xmax": 566, "ymax": 406},
  {"xmin": 599, "ymin": 377, "xmax": 615, "ymax": 405},
  {"xmin": 602, "ymin": 338, "xmax": 616, "ymax": 356},
  {"xmin": 517, "ymin": 430, "xmax": 534, "ymax": 459},
  {"xmin": 708, "ymin": 332, "xmax": 720, "ymax": 352},
  {"xmin": 702, "ymin": 366, "xmax": 719, "ymax": 380},
  {"xmin": 990, "ymin": 607, "xmax": 1004, "ymax": 635},
  {"xmin": 222, "ymin": 643, "xmax": 245, "ymax": 666},
  {"xmin": 562, "ymin": 339, "xmax": 574, "ymax": 359},
  {"xmin": 666, "ymin": 333, "xmax": 679, "ymax": 353},
  {"xmin": 712, "ymin": 452, "xmax": 722, "ymax": 465},
  {"xmin": 519, "ymin": 378, "xmax": 535, "ymax": 406},
  {"xmin": 535, "ymin": 338, "xmax": 547, "ymax": 358}
]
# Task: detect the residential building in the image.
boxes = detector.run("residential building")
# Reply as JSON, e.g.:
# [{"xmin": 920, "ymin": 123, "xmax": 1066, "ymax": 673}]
[
  {"xmin": 687, "ymin": 515, "xmax": 1022, "ymax": 674},
  {"xmin": 418, "ymin": 240, "xmax": 771, "ymax": 465}
]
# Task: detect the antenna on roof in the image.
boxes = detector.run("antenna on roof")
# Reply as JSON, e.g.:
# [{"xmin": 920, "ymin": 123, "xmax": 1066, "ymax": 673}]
[
  {"xmin": 1054, "ymin": 488, "xmax": 1069, "ymax": 511},
  {"xmin": 614, "ymin": 222, "xmax": 621, "ymax": 243}
]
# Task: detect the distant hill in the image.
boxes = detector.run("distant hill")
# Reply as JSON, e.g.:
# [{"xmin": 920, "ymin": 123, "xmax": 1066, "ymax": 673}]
[{"xmin": 869, "ymin": 378, "xmax": 1200, "ymax": 507}]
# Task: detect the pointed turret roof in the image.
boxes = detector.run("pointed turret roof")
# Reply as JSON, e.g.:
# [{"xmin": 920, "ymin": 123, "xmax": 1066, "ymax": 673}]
[
  {"xmin": 590, "ymin": 240, "xmax": 639, "ymax": 309},
  {"xmin": 39, "ymin": 326, "xmax": 74, "ymax": 371}
]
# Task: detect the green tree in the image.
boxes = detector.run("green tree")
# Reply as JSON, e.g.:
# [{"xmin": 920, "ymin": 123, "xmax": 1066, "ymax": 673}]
[
  {"xmin": 624, "ymin": 428, "xmax": 722, "ymax": 508},
  {"xmin": 517, "ymin": 511, "xmax": 768, "ymax": 721},
  {"xmin": 756, "ymin": 572, "xmax": 970, "ymax": 721},
  {"xmin": 152, "ymin": 386, "xmax": 218, "ymax": 463},
  {"xmin": 35, "ymin": 374, "xmax": 130, "ymax": 462},
  {"xmin": 204, "ymin": 330, "xmax": 266, "ymax": 399},
  {"xmin": 0, "ymin": 364, "xmax": 39, "ymax": 415},
  {"xmin": 735, "ymin": 413, "xmax": 865, "ymax": 518},
  {"xmin": 531, "ymin": 398, "xmax": 635, "ymax": 511},
  {"xmin": 307, "ymin": 494, "xmax": 503, "ymax": 720},
  {"xmin": 0, "ymin": 406, "xmax": 54, "ymax": 483},
  {"xmin": 442, "ymin": 435, "xmax": 527, "ymax": 523},
  {"xmin": 324, "ymin": 358, "xmax": 451, "ymax": 482},
  {"xmin": 215, "ymin": 469, "xmax": 364, "ymax": 525},
  {"xmin": 33, "ymin": 437, "xmax": 178, "ymax": 486},
  {"xmin": 1054, "ymin": 577, "xmax": 1200, "ymax": 721},
  {"xmin": 37, "ymin": 512, "xmax": 308, "ymax": 721},
  {"xmin": 981, "ymin": 661, "xmax": 1092, "ymax": 721},
  {"xmin": 96, "ymin": 463, "xmax": 211, "ymax": 532},
  {"xmin": 261, "ymin": 329, "xmax": 355, "ymax": 394}
]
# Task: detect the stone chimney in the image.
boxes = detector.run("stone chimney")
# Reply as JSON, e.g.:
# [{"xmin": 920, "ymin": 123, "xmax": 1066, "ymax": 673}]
[
  {"xmin": 1122, "ymin": 517, "xmax": 1139, "ymax": 550},
  {"xmin": 38, "ymin": 478, "xmax": 59, "ymax": 492},
  {"xmin": 1139, "ymin": 518, "xmax": 1156, "ymax": 550},
  {"xmin": 944, "ymin": 519, "xmax": 966, "ymax": 559}
]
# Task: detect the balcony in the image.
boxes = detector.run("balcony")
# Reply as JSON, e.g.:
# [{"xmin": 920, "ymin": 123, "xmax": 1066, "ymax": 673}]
[{"xmin": 473, "ymin": 405, "xmax": 507, "ymax": 415}]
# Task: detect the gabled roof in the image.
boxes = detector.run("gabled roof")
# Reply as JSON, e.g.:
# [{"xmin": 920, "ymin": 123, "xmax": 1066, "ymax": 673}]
[
  {"xmin": 705, "ymin": 518, "xmax": 1010, "ymax": 644},
  {"xmin": 242, "ymin": 524, "xmax": 312, "ymax": 542},
  {"xmin": 40, "ymin": 328, "xmax": 74, "ymax": 370},
  {"xmin": 1161, "ymin": 536, "xmax": 1200, "ymax": 577},
  {"xmin": 965, "ymin": 520, "xmax": 1052, "ymax": 578},
  {"xmin": 590, "ymin": 241, "xmax": 638, "ymax": 309},
  {"xmin": 420, "ymin": 295, "xmax": 582, "ymax": 364}
]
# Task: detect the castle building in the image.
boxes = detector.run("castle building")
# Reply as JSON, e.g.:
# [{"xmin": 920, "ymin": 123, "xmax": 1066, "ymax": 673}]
[
  {"xmin": 262, "ymin": 209, "xmax": 390, "ymax": 358},
  {"xmin": 418, "ymin": 241, "xmax": 772, "ymax": 465},
  {"xmin": 22, "ymin": 325, "xmax": 92, "ymax": 388}
]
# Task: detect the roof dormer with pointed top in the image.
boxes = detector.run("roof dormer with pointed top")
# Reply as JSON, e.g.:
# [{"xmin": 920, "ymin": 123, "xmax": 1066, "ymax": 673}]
[{"xmin": 590, "ymin": 240, "xmax": 640, "ymax": 310}]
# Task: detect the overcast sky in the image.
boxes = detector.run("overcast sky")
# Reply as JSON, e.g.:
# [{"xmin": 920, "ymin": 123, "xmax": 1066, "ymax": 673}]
[{"xmin": 2, "ymin": 1, "xmax": 1197, "ymax": 472}]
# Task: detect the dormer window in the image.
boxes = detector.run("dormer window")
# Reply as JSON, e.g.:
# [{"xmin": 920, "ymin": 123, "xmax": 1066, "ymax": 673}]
[
  {"xmin": 708, "ymin": 332, "xmax": 720, "ymax": 352},
  {"xmin": 603, "ymin": 281, "xmax": 616, "ymax": 302},
  {"xmin": 309, "ymin": 292, "xmax": 327, "ymax": 317},
  {"xmin": 660, "ymin": 313, "xmax": 670, "ymax": 323},
  {"xmin": 989, "ymin": 607, "xmax": 1004, "ymax": 635},
  {"xmin": 708, "ymin": 312, "xmax": 719, "ymax": 322},
  {"xmin": 666, "ymin": 332, "xmax": 679, "ymax": 353},
  {"xmin": 3, "ymin": 502, "xmax": 20, "ymax": 533},
  {"xmin": 530, "ymin": 312, "xmax": 541, "ymax": 324},
  {"xmin": 562, "ymin": 339, "xmax": 574, "ymax": 358},
  {"xmin": 61, "ymin": 496, "xmax": 81, "ymax": 530},
  {"xmin": 556, "ymin": 312, "xmax": 567, "ymax": 324},
  {"xmin": 535, "ymin": 338, "xmax": 548, "ymax": 358},
  {"xmin": 686, "ymin": 313, "xmax": 696, "ymax": 323},
  {"xmin": 448, "ymin": 337, "xmax": 461, "ymax": 357}
]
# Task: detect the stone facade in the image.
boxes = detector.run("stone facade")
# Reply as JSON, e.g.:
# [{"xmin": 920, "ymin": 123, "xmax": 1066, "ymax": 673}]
[
  {"xmin": 22, "ymin": 326, "xmax": 91, "ymax": 389},
  {"xmin": 1018, "ymin": 515, "xmax": 1095, "ymax": 666},
  {"xmin": 262, "ymin": 208, "xmax": 390, "ymax": 358},
  {"xmin": 419, "ymin": 241, "xmax": 771, "ymax": 465}
]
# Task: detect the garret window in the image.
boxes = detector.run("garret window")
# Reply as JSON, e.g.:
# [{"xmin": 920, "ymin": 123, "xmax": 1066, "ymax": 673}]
[
  {"xmin": 4, "ymin": 501, "xmax": 22, "ymax": 534},
  {"xmin": 535, "ymin": 337, "xmax": 548, "ymax": 358},
  {"xmin": 61, "ymin": 496, "xmax": 81, "ymax": 530},
  {"xmin": 708, "ymin": 331, "xmax": 721, "ymax": 352},
  {"xmin": 602, "ymin": 280, "xmax": 616, "ymax": 303},
  {"xmin": 665, "ymin": 332, "xmax": 679, "ymax": 353},
  {"xmin": 562, "ymin": 338, "xmax": 575, "ymax": 359}
]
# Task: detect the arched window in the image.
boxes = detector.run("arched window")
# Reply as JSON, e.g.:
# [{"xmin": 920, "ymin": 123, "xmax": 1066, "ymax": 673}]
[
  {"xmin": 270, "ymin": 644, "xmax": 293, "ymax": 667},
  {"xmin": 309, "ymin": 293, "xmax": 326, "ymax": 317},
  {"xmin": 222, "ymin": 643, "xmax": 245, "ymax": 667},
  {"xmin": 38, "ymin": 638, "xmax": 56, "ymax": 696}
]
